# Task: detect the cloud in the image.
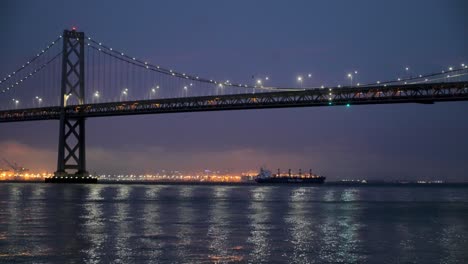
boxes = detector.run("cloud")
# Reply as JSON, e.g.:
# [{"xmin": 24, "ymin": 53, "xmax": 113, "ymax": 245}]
[{"xmin": 1, "ymin": 140, "xmax": 56, "ymax": 172}]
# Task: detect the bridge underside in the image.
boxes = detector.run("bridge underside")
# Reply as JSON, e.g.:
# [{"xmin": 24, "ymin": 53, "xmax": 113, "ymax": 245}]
[{"xmin": 0, "ymin": 82, "xmax": 467, "ymax": 123}]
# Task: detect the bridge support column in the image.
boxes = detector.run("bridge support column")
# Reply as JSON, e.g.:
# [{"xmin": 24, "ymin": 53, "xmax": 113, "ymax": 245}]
[
  {"xmin": 47, "ymin": 29, "xmax": 96, "ymax": 183},
  {"xmin": 54, "ymin": 117, "xmax": 89, "ymax": 178}
]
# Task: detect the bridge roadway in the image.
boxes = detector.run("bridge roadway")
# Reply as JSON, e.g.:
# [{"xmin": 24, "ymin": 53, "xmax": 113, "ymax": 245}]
[{"xmin": 1, "ymin": 82, "xmax": 467, "ymax": 123}]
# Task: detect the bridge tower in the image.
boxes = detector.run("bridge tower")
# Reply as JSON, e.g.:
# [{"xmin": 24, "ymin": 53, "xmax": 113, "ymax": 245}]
[{"xmin": 50, "ymin": 29, "xmax": 95, "ymax": 183}]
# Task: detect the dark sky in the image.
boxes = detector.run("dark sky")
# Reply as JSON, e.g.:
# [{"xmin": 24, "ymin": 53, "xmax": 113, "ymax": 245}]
[{"xmin": 1, "ymin": 0, "xmax": 467, "ymax": 181}]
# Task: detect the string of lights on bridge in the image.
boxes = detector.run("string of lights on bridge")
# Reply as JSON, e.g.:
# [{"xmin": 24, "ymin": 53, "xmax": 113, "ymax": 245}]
[
  {"xmin": 0, "ymin": 29, "xmax": 467, "ymax": 110},
  {"xmin": 85, "ymin": 36, "xmax": 285, "ymax": 91},
  {"xmin": 85, "ymin": 35, "xmax": 468, "ymax": 90},
  {"xmin": 2, "ymin": 52, "xmax": 63, "ymax": 95},
  {"xmin": 0, "ymin": 36, "xmax": 62, "ymax": 93}
]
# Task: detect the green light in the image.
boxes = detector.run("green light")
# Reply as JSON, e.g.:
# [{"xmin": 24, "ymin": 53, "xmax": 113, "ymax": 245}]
[
  {"xmin": 346, "ymin": 103, "xmax": 350, "ymax": 107},
  {"xmin": 328, "ymin": 102, "xmax": 332, "ymax": 105}
]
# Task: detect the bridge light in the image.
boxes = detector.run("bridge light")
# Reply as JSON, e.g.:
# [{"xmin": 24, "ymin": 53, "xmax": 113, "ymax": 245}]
[
  {"xmin": 265, "ymin": 76, "xmax": 269, "ymax": 80},
  {"xmin": 346, "ymin": 103, "xmax": 350, "ymax": 107},
  {"xmin": 462, "ymin": 63, "xmax": 465, "ymax": 67},
  {"xmin": 256, "ymin": 79, "xmax": 262, "ymax": 85},
  {"xmin": 307, "ymin": 73, "xmax": 312, "ymax": 78},
  {"xmin": 297, "ymin": 76, "xmax": 302, "ymax": 82},
  {"xmin": 449, "ymin": 67, "xmax": 453, "ymax": 71}
]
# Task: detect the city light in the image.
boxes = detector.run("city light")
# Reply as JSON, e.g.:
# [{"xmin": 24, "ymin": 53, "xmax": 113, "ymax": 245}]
[
  {"xmin": 347, "ymin": 73, "xmax": 353, "ymax": 86},
  {"xmin": 297, "ymin": 76, "xmax": 303, "ymax": 88},
  {"xmin": 35, "ymin": 96, "xmax": 43, "ymax": 106}
]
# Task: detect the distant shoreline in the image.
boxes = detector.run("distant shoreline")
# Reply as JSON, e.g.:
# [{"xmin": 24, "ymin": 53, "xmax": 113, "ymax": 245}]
[{"xmin": 1, "ymin": 180, "xmax": 468, "ymax": 187}]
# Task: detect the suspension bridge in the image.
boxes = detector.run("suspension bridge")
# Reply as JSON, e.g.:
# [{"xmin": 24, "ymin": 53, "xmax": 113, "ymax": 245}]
[{"xmin": 1, "ymin": 28, "xmax": 467, "ymax": 183}]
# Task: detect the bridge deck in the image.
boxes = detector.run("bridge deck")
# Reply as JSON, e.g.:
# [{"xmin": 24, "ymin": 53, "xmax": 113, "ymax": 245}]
[{"xmin": 1, "ymin": 82, "xmax": 467, "ymax": 123}]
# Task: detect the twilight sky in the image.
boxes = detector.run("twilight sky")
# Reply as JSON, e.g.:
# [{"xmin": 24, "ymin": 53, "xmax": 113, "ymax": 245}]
[{"xmin": 1, "ymin": 0, "xmax": 467, "ymax": 181}]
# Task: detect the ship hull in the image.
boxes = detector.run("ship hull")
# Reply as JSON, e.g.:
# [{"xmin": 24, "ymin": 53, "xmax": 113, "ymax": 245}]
[{"xmin": 255, "ymin": 177, "xmax": 325, "ymax": 184}]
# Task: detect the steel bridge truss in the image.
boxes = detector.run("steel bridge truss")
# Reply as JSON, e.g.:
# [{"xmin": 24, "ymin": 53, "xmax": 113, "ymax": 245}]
[{"xmin": 1, "ymin": 81, "xmax": 467, "ymax": 122}]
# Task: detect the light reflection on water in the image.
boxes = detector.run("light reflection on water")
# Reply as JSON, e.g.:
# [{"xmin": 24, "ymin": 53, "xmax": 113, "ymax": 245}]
[
  {"xmin": 0, "ymin": 183, "xmax": 468, "ymax": 263},
  {"xmin": 247, "ymin": 187, "xmax": 274, "ymax": 263}
]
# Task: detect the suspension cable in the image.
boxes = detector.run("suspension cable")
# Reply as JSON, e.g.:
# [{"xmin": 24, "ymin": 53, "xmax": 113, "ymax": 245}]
[
  {"xmin": 0, "ymin": 51, "xmax": 63, "ymax": 94},
  {"xmin": 0, "ymin": 36, "xmax": 62, "ymax": 86}
]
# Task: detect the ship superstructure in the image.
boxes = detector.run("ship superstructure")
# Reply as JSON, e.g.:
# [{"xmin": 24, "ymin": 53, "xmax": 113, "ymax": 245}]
[{"xmin": 255, "ymin": 168, "xmax": 326, "ymax": 184}]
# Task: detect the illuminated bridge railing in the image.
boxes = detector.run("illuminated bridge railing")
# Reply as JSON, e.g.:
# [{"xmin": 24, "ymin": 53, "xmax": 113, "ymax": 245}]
[{"xmin": 1, "ymin": 82, "xmax": 467, "ymax": 123}]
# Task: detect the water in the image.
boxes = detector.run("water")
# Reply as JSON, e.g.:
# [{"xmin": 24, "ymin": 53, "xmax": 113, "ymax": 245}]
[{"xmin": 0, "ymin": 183, "xmax": 467, "ymax": 263}]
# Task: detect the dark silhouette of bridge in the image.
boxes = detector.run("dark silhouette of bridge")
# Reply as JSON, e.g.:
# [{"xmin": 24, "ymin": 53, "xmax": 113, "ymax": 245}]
[{"xmin": 1, "ymin": 29, "xmax": 467, "ymax": 182}]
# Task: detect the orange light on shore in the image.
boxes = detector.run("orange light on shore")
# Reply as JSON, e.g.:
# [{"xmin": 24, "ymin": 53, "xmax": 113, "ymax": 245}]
[{"xmin": 0, "ymin": 171, "xmax": 52, "ymax": 181}]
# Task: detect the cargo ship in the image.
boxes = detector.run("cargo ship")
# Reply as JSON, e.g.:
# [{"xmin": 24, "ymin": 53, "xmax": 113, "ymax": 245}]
[{"xmin": 254, "ymin": 168, "xmax": 325, "ymax": 184}]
